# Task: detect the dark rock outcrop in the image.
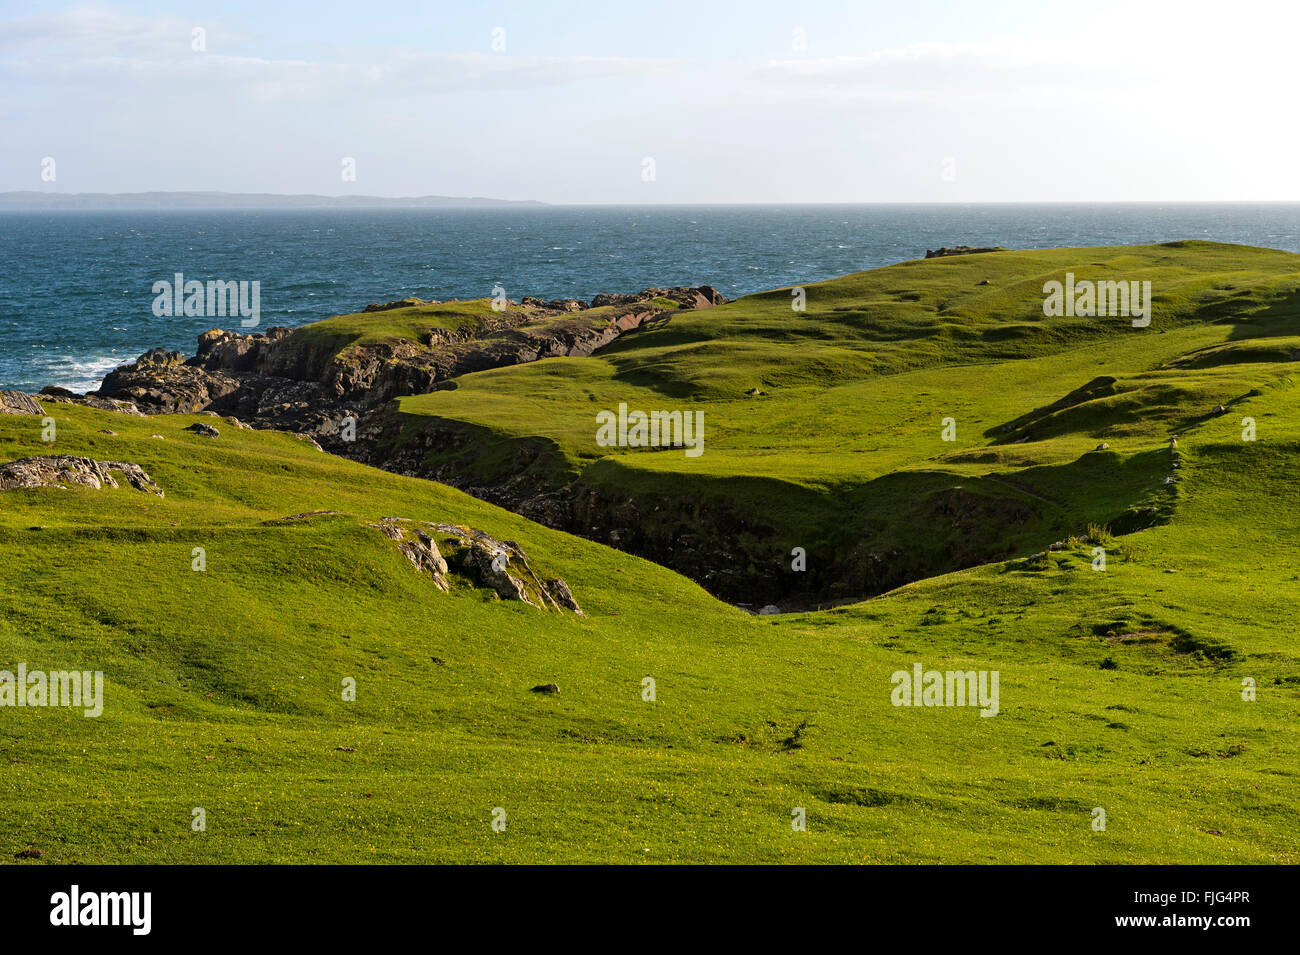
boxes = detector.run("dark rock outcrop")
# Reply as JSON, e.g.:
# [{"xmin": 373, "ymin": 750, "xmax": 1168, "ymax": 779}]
[
  {"xmin": 924, "ymin": 246, "xmax": 1007, "ymax": 258},
  {"xmin": 520, "ymin": 297, "xmax": 585, "ymax": 312},
  {"xmin": 98, "ymin": 349, "xmax": 239, "ymax": 414},
  {"xmin": 362, "ymin": 297, "xmax": 437, "ymax": 313},
  {"xmin": 38, "ymin": 387, "xmax": 143, "ymax": 416},
  {"xmin": 590, "ymin": 285, "xmax": 725, "ymax": 309}
]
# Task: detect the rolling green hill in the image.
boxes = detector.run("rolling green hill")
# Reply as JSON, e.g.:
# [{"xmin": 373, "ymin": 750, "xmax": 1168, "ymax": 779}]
[
  {"xmin": 368, "ymin": 242, "xmax": 1300, "ymax": 605},
  {"xmin": 2, "ymin": 241, "xmax": 1298, "ymax": 863}
]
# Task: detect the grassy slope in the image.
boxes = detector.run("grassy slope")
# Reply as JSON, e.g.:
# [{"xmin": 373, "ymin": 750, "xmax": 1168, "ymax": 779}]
[
  {"xmin": 389, "ymin": 242, "xmax": 1300, "ymax": 596},
  {"xmin": 2, "ymin": 241, "xmax": 1299, "ymax": 863},
  {"xmin": 288, "ymin": 296, "xmax": 682, "ymax": 355}
]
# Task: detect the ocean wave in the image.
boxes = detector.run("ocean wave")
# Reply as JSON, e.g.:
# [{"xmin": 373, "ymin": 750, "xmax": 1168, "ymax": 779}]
[{"xmin": 29, "ymin": 354, "xmax": 124, "ymax": 394}]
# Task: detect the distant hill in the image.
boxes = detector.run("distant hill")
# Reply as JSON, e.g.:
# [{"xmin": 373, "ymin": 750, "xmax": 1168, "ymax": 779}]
[{"xmin": 0, "ymin": 191, "xmax": 547, "ymax": 210}]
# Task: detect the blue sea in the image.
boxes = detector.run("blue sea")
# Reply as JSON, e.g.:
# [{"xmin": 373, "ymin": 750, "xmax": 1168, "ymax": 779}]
[{"xmin": 1, "ymin": 203, "xmax": 1298, "ymax": 393}]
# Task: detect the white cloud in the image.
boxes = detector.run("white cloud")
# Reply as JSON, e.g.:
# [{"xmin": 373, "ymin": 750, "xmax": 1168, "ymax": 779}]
[
  {"xmin": 1, "ymin": 4, "xmax": 1296, "ymax": 201},
  {"xmin": 0, "ymin": 6, "xmax": 670, "ymax": 103}
]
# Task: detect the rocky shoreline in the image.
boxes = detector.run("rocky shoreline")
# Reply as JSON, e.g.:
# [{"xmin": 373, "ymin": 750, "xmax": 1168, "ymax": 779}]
[{"xmin": 54, "ymin": 285, "xmax": 723, "ymax": 442}]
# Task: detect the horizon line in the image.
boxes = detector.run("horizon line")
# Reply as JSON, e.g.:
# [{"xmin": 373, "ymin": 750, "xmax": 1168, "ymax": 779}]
[{"xmin": 3, "ymin": 191, "xmax": 1300, "ymax": 208}]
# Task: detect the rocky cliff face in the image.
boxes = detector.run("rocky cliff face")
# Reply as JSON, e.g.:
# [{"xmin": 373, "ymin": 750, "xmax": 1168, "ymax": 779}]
[{"xmin": 85, "ymin": 286, "xmax": 724, "ymax": 440}]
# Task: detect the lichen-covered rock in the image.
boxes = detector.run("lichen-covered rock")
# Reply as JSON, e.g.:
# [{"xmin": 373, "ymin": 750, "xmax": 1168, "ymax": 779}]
[
  {"xmin": 401, "ymin": 530, "xmax": 450, "ymax": 591},
  {"xmin": 369, "ymin": 518, "xmax": 450, "ymax": 591},
  {"xmin": 185, "ymin": 422, "xmax": 220, "ymax": 437},
  {"xmin": 0, "ymin": 455, "xmax": 163, "ymax": 495},
  {"xmin": 547, "ymin": 578, "xmax": 585, "ymax": 617},
  {"xmin": 371, "ymin": 518, "xmax": 582, "ymax": 612},
  {"xmin": 0, "ymin": 391, "xmax": 43, "ymax": 415},
  {"xmin": 467, "ymin": 540, "xmax": 535, "ymax": 605}
]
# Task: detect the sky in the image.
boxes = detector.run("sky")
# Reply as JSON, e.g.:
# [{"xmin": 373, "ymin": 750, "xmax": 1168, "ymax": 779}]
[{"xmin": 1, "ymin": 0, "xmax": 1298, "ymax": 203}]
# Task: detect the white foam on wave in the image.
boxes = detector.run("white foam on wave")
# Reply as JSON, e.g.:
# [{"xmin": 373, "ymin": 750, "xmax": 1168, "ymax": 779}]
[{"xmin": 32, "ymin": 353, "xmax": 124, "ymax": 394}]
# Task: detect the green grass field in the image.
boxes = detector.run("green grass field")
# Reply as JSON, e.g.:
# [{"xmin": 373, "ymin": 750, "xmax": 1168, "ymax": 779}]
[
  {"xmin": 381, "ymin": 241, "xmax": 1300, "ymax": 602},
  {"xmin": 2, "ymin": 241, "xmax": 1298, "ymax": 863}
]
